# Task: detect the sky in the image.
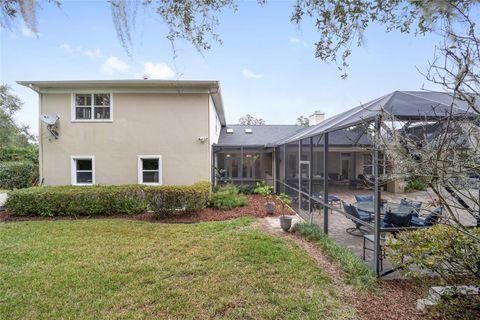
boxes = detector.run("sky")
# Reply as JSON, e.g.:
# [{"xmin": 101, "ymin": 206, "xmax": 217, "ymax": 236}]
[{"xmin": 0, "ymin": 0, "xmax": 445, "ymax": 135}]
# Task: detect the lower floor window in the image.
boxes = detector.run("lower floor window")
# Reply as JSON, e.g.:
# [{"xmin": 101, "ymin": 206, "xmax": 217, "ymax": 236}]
[
  {"xmin": 138, "ymin": 155, "xmax": 162, "ymax": 185},
  {"xmin": 71, "ymin": 156, "xmax": 95, "ymax": 185}
]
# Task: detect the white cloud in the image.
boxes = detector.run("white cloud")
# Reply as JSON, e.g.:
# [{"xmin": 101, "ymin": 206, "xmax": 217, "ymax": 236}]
[
  {"xmin": 59, "ymin": 43, "xmax": 81, "ymax": 54},
  {"xmin": 59, "ymin": 43, "xmax": 104, "ymax": 58},
  {"xmin": 21, "ymin": 24, "xmax": 37, "ymax": 38},
  {"xmin": 141, "ymin": 62, "xmax": 175, "ymax": 79},
  {"xmin": 242, "ymin": 69, "xmax": 263, "ymax": 79},
  {"xmin": 83, "ymin": 49, "xmax": 104, "ymax": 58},
  {"xmin": 289, "ymin": 36, "xmax": 307, "ymax": 47},
  {"xmin": 101, "ymin": 56, "xmax": 130, "ymax": 74}
]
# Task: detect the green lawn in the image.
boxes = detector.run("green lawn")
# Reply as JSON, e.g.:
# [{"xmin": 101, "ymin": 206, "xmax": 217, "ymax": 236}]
[{"xmin": 0, "ymin": 218, "xmax": 357, "ymax": 319}]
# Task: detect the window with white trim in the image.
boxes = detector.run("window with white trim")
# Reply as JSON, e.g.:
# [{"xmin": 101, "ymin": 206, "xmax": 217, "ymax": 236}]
[
  {"xmin": 74, "ymin": 93, "xmax": 111, "ymax": 121},
  {"xmin": 71, "ymin": 156, "xmax": 95, "ymax": 185},
  {"xmin": 138, "ymin": 155, "xmax": 162, "ymax": 185}
]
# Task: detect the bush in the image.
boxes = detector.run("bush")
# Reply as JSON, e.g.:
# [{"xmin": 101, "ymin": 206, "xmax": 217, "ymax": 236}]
[
  {"xmin": 6, "ymin": 181, "xmax": 211, "ymax": 216},
  {"xmin": 386, "ymin": 224, "xmax": 480, "ymax": 284},
  {"xmin": 253, "ymin": 181, "xmax": 273, "ymax": 197},
  {"xmin": 293, "ymin": 222, "xmax": 378, "ymax": 292},
  {"xmin": 144, "ymin": 181, "xmax": 211, "ymax": 214},
  {"xmin": 0, "ymin": 145, "xmax": 38, "ymax": 163},
  {"xmin": 405, "ymin": 177, "xmax": 428, "ymax": 192},
  {"xmin": 0, "ymin": 161, "xmax": 38, "ymax": 190},
  {"xmin": 210, "ymin": 185, "xmax": 248, "ymax": 210},
  {"xmin": 236, "ymin": 183, "xmax": 257, "ymax": 195},
  {"xmin": 430, "ymin": 289, "xmax": 480, "ymax": 320}
]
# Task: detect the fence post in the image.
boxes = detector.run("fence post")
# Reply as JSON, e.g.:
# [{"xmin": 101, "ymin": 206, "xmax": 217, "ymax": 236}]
[
  {"xmin": 323, "ymin": 133, "xmax": 329, "ymax": 234},
  {"xmin": 373, "ymin": 116, "xmax": 382, "ymax": 276}
]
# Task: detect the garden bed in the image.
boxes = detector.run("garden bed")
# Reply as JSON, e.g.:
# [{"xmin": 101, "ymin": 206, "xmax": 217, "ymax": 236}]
[{"xmin": 0, "ymin": 195, "xmax": 295, "ymax": 223}]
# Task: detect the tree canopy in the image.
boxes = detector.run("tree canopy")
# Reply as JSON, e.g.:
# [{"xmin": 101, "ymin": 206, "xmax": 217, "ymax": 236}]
[
  {"xmin": 0, "ymin": 84, "xmax": 36, "ymax": 147},
  {"xmin": 238, "ymin": 114, "xmax": 265, "ymax": 125}
]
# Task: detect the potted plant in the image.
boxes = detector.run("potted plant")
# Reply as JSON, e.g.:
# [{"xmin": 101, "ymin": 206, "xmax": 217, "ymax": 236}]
[
  {"xmin": 253, "ymin": 181, "xmax": 275, "ymax": 214},
  {"xmin": 278, "ymin": 193, "xmax": 293, "ymax": 231}
]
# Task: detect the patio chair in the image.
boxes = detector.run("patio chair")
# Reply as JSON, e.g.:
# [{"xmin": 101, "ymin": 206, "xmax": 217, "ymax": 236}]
[
  {"xmin": 355, "ymin": 195, "xmax": 374, "ymax": 202},
  {"xmin": 400, "ymin": 198, "xmax": 422, "ymax": 216},
  {"xmin": 342, "ymin": 201, "xmax": 373, "ymax": 236},
  {"xmin": 384, "ymin": 210, "xmax": 412, "ymax": 228},
  {"xmin": 410, "ymin": 207, "xmax": 444, "ymax": 227}
]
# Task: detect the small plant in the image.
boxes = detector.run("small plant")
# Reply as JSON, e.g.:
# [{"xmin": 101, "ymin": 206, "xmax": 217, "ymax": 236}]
[
  {"xmin": 253, "ymin": 181, "xmax": 275, "ymax": 214},
  {"xmin": 253, "ymin": 181, "xmax": 273, "ymax": 199},
  {"xmin": 278, "ymin": 193, "xmax": 291, "ymax": 217},
  {"xmin": 405, "ymin": 177, "xmax": 428, "ymax": 192},
  {"xmin": 210, "ymin": 185, "xmax": 248, "ymax": 210},
  {"xmin": 236, "ymin": 184, "xmax": 256, "ymax": 195}
]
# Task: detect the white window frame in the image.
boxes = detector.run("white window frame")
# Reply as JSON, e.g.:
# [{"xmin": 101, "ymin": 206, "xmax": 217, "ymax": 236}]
[
  {"xmin": 71, "ymin": 92, "xmax": 113, "ymax": 122},
  {"xmin": 71, "ymin": 156, "xmax": 95, "ymax": 186},
  {"xmin": 137, "ymin": 155, "xmax": 162, "ymax": 185}
]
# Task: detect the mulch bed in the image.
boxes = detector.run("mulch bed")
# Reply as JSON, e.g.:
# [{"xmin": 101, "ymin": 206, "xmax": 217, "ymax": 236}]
[
  {"xmin": 353, "ymin": 279, "xmax": 432, "ymax": 320},
  {"xmin": 0, "ymin": 195, "xmax": 295, "ymax": 223},
  {"xmin": 262, "ymin": 224, "xmax": 434, "ymax": 320}
]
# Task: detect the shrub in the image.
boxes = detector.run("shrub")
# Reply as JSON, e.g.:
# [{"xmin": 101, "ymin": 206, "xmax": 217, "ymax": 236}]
[
  {"xmin": 253, "ymin": 181, "xmax": 273, "ymax": 198},
  {"xmin": 6, "ymin": 181, "xmax": 211, "ymax": 216},
  {"xmin": 386, "ymin": 224, "xmax": 480, "ymax": 285},
  {"xmin": 236, "ymin": 183, "xmax": 257, "ymax": 195},
  {"xmin": 405, "ymin": 177, "xmax": 428, "ymax": 192},
  {"xmin": 144, "ymin": 181, "xmax": 211, "ymax": 215},
  {"xmin": 0, "ymin": 145, "xmax": 38, "ymax": 163},
  {"xmin": 210, "ymin": 185, "xmax": 248, "ymax": 210},
  {"xmin": 0, "ymin": 161, "xmax": 38, "ymax": 189},
  {"xmin": 430, "ymin": 289, "xmax": 480, "ymax": 320},
  {"xmin": 293, "ymin": 222, "xmax": 378, "ymax": 292}
]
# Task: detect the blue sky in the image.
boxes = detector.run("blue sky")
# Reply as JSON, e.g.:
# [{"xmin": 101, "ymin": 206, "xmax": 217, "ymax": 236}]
[{"xmin": 1, "ymin": 0, "xmax": 443, "ymax": 135}]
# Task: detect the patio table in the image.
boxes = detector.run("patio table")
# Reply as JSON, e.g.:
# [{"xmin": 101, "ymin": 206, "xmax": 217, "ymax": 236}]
[{"xmin": 354, "ymin": 201, "xmax": 415, "ymax": 216}]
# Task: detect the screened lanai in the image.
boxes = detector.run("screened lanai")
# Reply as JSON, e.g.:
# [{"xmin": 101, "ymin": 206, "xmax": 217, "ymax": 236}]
[{"xmin": 273, "ymin": 91, "xmax": 479, "ymax": 276}]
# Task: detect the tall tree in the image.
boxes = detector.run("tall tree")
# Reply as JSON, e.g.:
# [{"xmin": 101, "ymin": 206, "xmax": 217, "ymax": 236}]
[
  {"xmin": 238, "ymin": 114, "xmax": 265, "ymax": 125},
  {"xmin": 296, "ymin": 115, "xmax": 309, "ymax": 127},
  {"xmin": 0, "ymin": 84, "xmax": 35, "ymax": 147}
]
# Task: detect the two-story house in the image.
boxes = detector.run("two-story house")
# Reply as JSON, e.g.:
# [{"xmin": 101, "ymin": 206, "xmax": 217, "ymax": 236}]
[{"xmin": 18, "ymin": 80, "xmax": 225, "ymax": 186}]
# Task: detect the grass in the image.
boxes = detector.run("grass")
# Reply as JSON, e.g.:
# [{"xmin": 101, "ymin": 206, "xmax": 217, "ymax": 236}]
[
  {"xmin": 293, "ymin": 223, "xmax": 378, "ymax": 292},
  {"xmin": 0, "ymin": 218, "xmax": 357, "ymax": 319}
]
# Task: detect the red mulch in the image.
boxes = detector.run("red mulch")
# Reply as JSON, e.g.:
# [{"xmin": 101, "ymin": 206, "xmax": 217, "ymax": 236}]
[
  {"xmin": 353, "ymin": 279, "xmax": 432, "ymax": 320},
  {"xmin": 0, "ymin": 195, "xmax": 294, "ymax": 223}
]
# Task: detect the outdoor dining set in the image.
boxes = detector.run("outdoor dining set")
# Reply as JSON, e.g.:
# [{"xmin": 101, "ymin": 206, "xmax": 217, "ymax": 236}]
[
  {"xmin": 341, "ymin": 195, "xmax": 444, "ymax": 271},
  {"xmin": 342, "ymin": 195, "xmax": 444, "ymax": 236}
]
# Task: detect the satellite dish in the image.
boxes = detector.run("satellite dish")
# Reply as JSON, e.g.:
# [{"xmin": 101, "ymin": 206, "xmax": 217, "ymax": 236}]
[
  {"xmin": 40, "ymin": 114, "xmax": 59, "ymax": 125},
  {"xmin": 40, "ymin": 114, "xmax": 59, "ymax": 139}
]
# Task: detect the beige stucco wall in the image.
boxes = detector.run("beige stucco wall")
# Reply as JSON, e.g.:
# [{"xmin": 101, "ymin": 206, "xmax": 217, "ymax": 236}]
[{"xmin": 39, "ymin": 92, "xmax": 211, "ymax": 186}]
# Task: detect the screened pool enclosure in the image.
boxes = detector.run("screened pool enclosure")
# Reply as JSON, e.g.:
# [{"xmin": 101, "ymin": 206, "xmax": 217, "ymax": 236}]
[{"xmin": 213, "ymin": 91, "xmax": 479, "ymax": 276}]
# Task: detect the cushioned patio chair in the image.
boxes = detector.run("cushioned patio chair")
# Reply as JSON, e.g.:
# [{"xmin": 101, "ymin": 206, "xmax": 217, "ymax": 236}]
[
  {"xmin": 384, "ymin": 210, "xmax": 412, "ymax": 228},
  {"xmin": 410, "ymin": 207, "xmax": 444, "ymax": 227},
  {"xmin": 355, "ymin": 195, "xmax": 374, "ymax": 202},
  {"xmin": 342, "ymin": 201, "xmax": 373, "ymax": 236},
  {"xmin": 400, "ymin": 198, "xmax": 422, "ymax": 216}
]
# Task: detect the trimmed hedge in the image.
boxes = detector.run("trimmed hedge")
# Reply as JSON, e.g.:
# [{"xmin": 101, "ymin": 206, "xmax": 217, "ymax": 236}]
[
  {"xmin": 6, "ymin": 181, "xmax": 211, "ymax": 216},
  {"xmin": 0, "ymin": 161, "xmax": 38, "ymax": 190}
]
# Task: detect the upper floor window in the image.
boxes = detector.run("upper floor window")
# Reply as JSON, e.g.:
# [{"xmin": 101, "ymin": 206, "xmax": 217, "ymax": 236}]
[{"xmin": 73, "ymin": 93, "xmax": 111, "ymax": 121}]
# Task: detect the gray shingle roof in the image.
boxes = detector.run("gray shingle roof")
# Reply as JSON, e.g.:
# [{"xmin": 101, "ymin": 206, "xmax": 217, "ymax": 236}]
[
  {"xmin": 216, "ymin": 125, "xmax": 372, "ymax": 147},
  {"xmin": 216, "ymin": 125, "xmax": 304, "ymax": 147}
]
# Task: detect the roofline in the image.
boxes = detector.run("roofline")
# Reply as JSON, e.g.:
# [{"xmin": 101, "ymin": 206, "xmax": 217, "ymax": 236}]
[{"xmin": 16, "ymin": 79, "xmax": 226, "ymax": 125}]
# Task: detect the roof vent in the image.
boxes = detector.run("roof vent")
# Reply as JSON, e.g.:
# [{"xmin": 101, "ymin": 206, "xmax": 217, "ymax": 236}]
[
  {"xmin": 245, "ymin": 128, "xmax": 253, "ymax": 134},
  {"xmin": 226, "ymin": 128, "xmax": 234, "ymax": 134}
]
